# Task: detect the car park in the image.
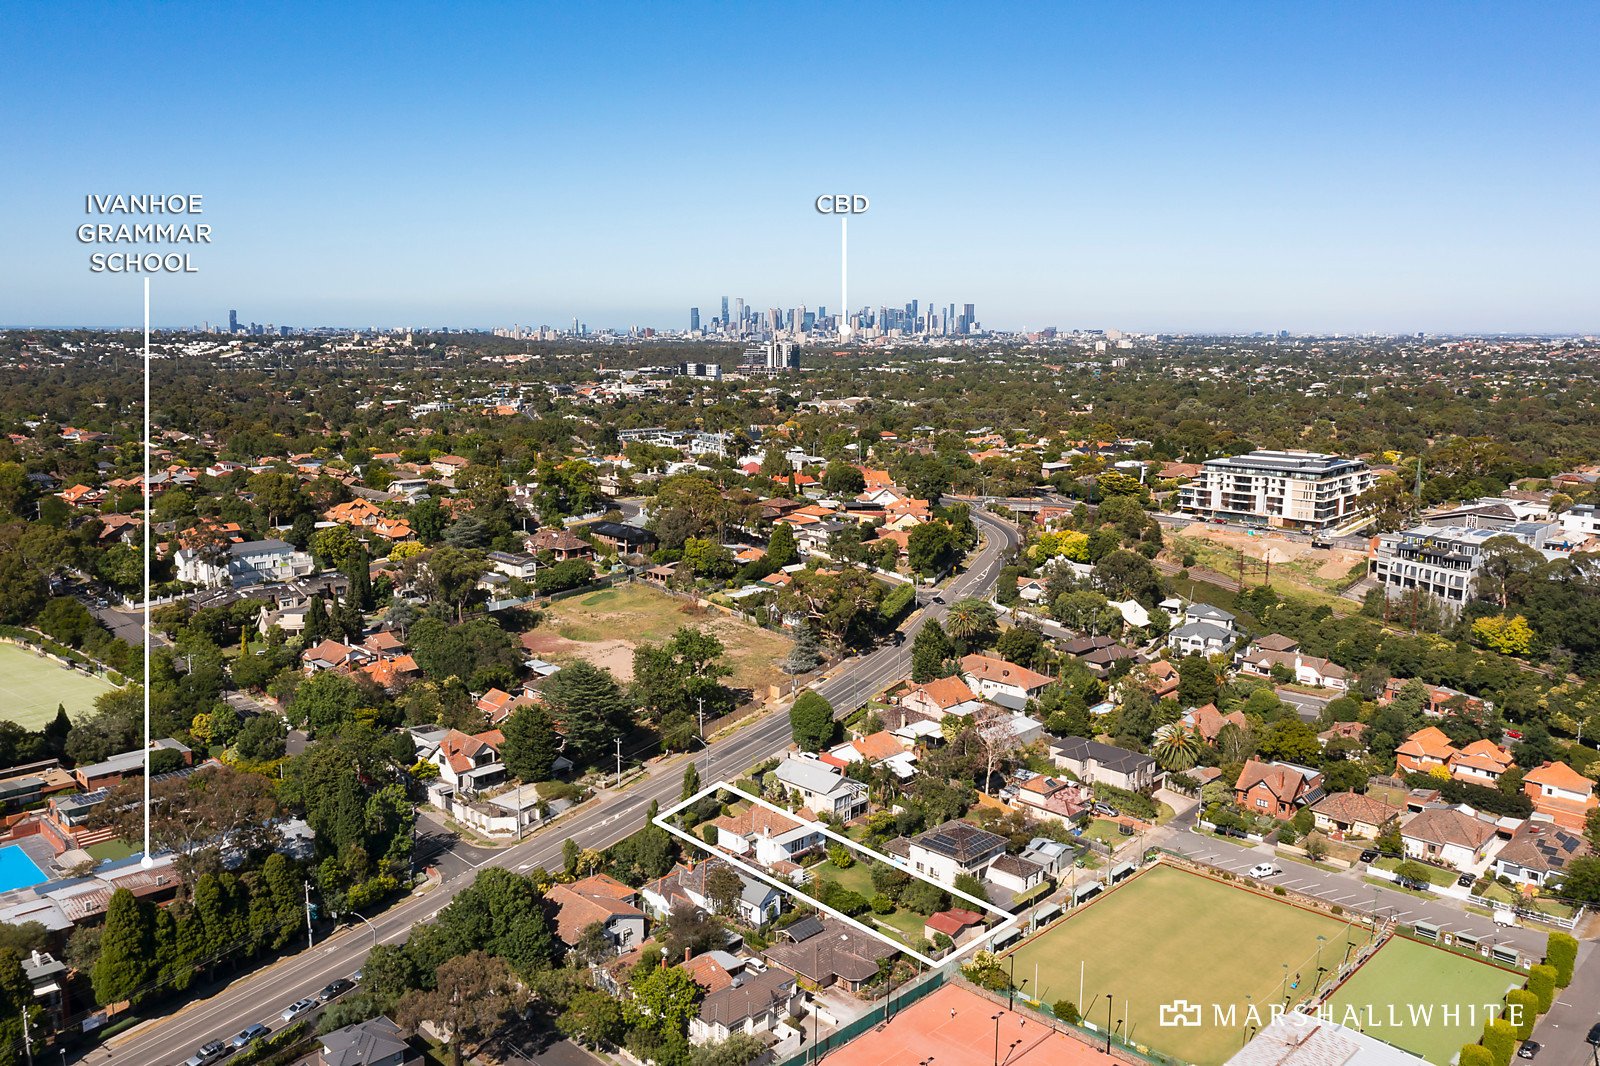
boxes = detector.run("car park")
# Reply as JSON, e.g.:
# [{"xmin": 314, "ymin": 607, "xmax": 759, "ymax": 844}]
[
  {"xmin": 229, "ymin": 1026, "xmax": 270, "ymax": 1051},
  {"xmin": 1248, "ymin": 863, "xmax": 1281, "ymax": 878},
  {"xmin": 281, "ymin": 997, "xmax": 317, "ymax": 1022}
]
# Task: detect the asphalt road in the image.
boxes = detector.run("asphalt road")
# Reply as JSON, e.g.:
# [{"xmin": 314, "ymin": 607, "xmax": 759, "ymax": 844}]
[
  {"xmin": 1163, "ymin": 810, "xmax": 1550, "ymax": 957},
  {"xmin": 98, "ymin": 509, "xmax": 1019, "ymax": 1066},
  {"xmin": 1533, "ymin": 938, "xmax": 1599, "ymax": 1066}
]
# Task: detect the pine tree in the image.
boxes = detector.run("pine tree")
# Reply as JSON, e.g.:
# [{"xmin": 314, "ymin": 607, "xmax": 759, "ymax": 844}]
[
  {"xmin": 681, "ymin": 762, "xmax": 700, "ymax": 801},
  {"xmin": 785, "ymin": 621, "xmax": 821, "ymax": 675},
  {"xmin": 502, "ymin": 702, "xmax": 559, "ymax": 782},
  {"xmin": 540, "ymin": 661, "xmax": 629, "ymax": 767},
  {"xmin": 303, "ymin": 593, "xmax": 328, "ymax": 644},
  {"xmin": 93, "ymin": 889, "xmax": 157, "ymax": 1007},
  {"xmin": 767, "ymin": 523, "xmax": 798, "ymax": 569},
  {"xmin": 344, "ymin": 547, "xmax": 373, "ymax": 611},
  {"xmin": 911, "ymin": 621, "xmax": 953, "ymax": 683}
]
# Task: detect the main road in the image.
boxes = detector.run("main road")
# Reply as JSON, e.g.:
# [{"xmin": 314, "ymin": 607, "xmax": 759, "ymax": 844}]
[{"xmin": 100, "ymin": 508, "xmax": 1020, "ymax": 1066}]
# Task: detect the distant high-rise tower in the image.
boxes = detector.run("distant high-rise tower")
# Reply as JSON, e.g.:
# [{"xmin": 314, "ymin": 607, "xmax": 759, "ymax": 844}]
[
  {"xmin": 228, "ymin": 309, "xmax": 238, "ymax": 333},
  {"xmin": 720, "ymin": 296, "xmax": 730, "ymax": 326},
  {"xmin": 734, "ymin": 298, "xmax": 745, "ymax": 332},
  {"xmin": 689, "ymin": 307, "xmax": 700, "ymax": 332}
]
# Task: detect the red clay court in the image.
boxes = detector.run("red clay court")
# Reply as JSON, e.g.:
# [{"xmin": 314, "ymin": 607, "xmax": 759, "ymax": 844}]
[{"xmin": 822, "ymin": 983, "xmax": 1110, "ymax": 1066}]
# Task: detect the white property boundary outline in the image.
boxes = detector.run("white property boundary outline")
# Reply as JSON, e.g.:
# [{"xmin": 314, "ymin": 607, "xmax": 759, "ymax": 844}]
[{"xmin": 655, "ymin": 780, "xmax": 1022, "ymax": 969}]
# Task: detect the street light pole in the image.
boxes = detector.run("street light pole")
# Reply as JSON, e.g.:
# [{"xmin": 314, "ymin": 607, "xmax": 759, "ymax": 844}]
[{"xmin": 992, "ymin": 1013, "xmax": 1002, "ymax": 1066}]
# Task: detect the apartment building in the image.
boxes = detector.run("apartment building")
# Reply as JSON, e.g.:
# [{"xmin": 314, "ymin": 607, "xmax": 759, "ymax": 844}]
[
  {"xmin": 1178, "ymin": 450, "xmax": 1374, "ymax": 530},
  {"xmin": 1367, "ymin": 522, "xmax": 1559, "ymax": 612}
]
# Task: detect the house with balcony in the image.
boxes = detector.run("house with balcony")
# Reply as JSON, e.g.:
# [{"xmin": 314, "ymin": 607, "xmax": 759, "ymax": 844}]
[
  {"xmin": 689, "ymin": 966, "xmax": 801, "ymax": 1046},
  {"xmin": 1447, "ymin": 740, "xmax": 1516, "ymax": 788},
  {"xmin": 905, "ymin": 820, "xmax": 1007, "ymax": 885},
  {"xmin": 710, "ymin": 804, "xmax": 822, "ymax": 873},
  {"xmin": 1368, "ymin": 522, "xmax": 1560, "ymax": 614},
  {"xmin": 771, "ymin": 758, "xmax": 867, "ymax": 822},
  {"xmin": 959, "ymin": 653, "xmax": 1051, "ymax": 709},
  {"xmin": 176, "ymin": 538, "xmax": 315, "ymax": 589}
]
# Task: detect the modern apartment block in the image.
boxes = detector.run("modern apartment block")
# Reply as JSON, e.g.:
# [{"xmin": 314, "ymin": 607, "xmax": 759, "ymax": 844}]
[
  {"xmin": 1367, "ymin": 521, "xmax": 1559, "ymax": 611},
  {"xmin": 1177, "ymin": 450, "xmax": 1374, "ymax": 530}
]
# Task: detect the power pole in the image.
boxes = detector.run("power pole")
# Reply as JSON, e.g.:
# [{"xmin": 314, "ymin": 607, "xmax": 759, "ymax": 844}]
[
  {"xmin": 20, "ymin": 1006, "xmax": 31, "ymax": 1066},
  {"xmin": 305, "ymin": 881, "xmax": 315, "ymax": 949},
  {"xmin": 614, "ymin": 737, "xmax": 623, "ymax": 788}
]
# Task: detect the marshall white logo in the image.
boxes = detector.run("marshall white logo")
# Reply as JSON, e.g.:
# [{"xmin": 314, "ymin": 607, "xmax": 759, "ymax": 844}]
[{"xmin": 1157, "ymin": 1000, "xmax": 1522, "ymax": 1029}]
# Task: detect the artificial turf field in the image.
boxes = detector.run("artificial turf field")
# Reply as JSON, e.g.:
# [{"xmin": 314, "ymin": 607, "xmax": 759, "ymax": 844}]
[
  {"xmin": 1004, "ymin": 865, "xmax": 1368, "ymax": 1066},
  {"xmin": 0, "ymin": 643, "xmax": 114, "ymax": 729},
  {"xmin": 1323, "ymin": 935, "xmax": 1522, "ymax": 1065}
]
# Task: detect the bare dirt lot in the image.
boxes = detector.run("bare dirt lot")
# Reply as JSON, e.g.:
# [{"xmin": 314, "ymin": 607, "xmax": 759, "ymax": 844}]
[
  {"xmin": 523, "ymin": 582, "xmax": 791, "ymax": 698},
  {"xmin": 1182, "ymin": 524, "xmax": 1365, "ymax": 579}
]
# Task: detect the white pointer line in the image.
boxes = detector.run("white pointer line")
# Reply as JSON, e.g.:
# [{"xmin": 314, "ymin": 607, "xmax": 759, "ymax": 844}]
[{"xmin": 142, "ymin": 277, "xmax": 152, "ymax": 868}]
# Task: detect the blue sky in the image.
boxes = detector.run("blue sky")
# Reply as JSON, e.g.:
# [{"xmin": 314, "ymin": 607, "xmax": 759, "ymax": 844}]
[{"xmin": 3, "ymin": 1, "xmax": 1596, "ymax": 333}]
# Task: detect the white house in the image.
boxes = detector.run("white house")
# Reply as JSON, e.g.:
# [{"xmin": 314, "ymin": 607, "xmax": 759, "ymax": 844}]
[
  {"xmin": 1399, "ymin": 806, "xmax": 1497, "ymax": 871},
  {"xmin": 710, "ymin": 804, "xmax": 823, "ymax": 872},
  {"xmin": 772, "ymin": 758, "xmax": 868, "ymax": 821},
  {"xmin": 1166, "ymin": 604, "xmax": 1240, "ymax": 656},
  {"xmin": 959, "ymin": 654, "xmax": 1052, "ymax": 706},
  {"xmin": 641, "ymin": 860, "xmax": 786, "ymax": 928},
  {"xmin": 176, "ymin": 539, "xmax": 315, "ymax": 589},
  {"xmin": 689, "ymin": 967, "xmax": 801, "ymax": 1046},
  {"xmin": 986, "ymin": 853, "xmax": 1046, "ymax": 896},
  {"xmin": 1107, "ymin": 599, "xmax": 1151, "ymax": 629},
  {"xmin": 905, "ymin": 820, "xmax": 1008, "ymax": 885}
]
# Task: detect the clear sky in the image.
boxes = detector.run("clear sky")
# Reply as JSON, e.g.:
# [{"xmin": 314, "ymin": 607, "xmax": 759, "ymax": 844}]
[{"xmin": 2, "ymin": 1, "xmax": 1596, "ymax": 334}]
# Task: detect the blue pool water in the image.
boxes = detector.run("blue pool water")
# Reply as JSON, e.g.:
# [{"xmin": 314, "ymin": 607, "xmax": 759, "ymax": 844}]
[{"xmin": 0, "ymin": 845, "xmax": 48, "ymax": 892}]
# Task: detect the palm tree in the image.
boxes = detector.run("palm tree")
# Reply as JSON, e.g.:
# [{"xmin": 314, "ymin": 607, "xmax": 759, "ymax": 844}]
[
  {"xmin": 943, "ymin": 597, "xmax": 996, "ymax": 647},
  {"xmin": 1152, "ymin": 724, "xmax": 1202, "ymax": 772}
]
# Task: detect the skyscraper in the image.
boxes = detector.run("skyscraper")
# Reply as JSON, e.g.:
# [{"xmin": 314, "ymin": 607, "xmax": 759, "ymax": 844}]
[
  {"xmin": 689, "ymin": 307, "xmax": 700, "ymax": 332},
  {"xmin": 720, "ymin": 296, "xmax": 730, "ymax": 326},
  {"xmin": 228, "ymin": 309, "xmax": 238, "ymax": 333}
]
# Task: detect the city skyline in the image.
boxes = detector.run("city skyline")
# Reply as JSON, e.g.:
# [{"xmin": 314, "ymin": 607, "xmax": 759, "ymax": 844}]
[{"xmin": 2, "ymin": 2, "xmax": 1597, "ymax": 333}]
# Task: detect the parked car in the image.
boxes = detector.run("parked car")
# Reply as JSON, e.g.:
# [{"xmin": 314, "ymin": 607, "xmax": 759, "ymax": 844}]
[
  {"xmin": 1457, "ymin": 872, "xmax": 1476, "ymax": 888},
  {"xmin": 1587, "ymin": 1022, "xmax": 1600, "ymax": 1046},
  {"xmin": 1358, "ymin": 849, "xmax": 1379, "ymax": 863},
  {"xmin": 319, "ymin": 978, "xmax": 355, "ymax": 1002},
  {"xmin": 229, "ymin": 1025, "xmax": 270, "ymax": 1051},
  {"xmin": 1248, "ymin": 863, "xmax": 1281, "ymax": 879},
  {"xmin": 1517, "ymin": 1040, "xmax": 1541, "ymax": 1059},
  {"xmin": 1396, "ymin": 876, "xmax": 1428, "ymax": 892},
  {"xmin": 1092, "ymin": 803, "xmax": 1117, "ymax": 817},
  {"xmin": 281, "ymin": 997, "xmax": 318, "ymax": 1023},
  {"xmin": 181, "ymin": 1041, "xmax": 228, "ymax": 1066}
]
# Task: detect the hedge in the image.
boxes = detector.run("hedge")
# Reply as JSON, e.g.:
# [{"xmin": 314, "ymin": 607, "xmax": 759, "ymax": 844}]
[
  {"xmin": 1527, "ymin": 964, "xmax": 1557, "ymax": 1013},
  {"xmin": 1505, "ymin": 989, "xmax": 1539, "ymax": 1041},
  {"xmin": 1458, "ymin": 1045, "xmax": 1494, "ymax": 1066},
  {"xmin": 1482, "ymin": 1018, "xmax": 1517, "ymax": 1066},
  {"xmin": 1545, "ymin": 932, "xmax": 1577, "ymax": 987}
]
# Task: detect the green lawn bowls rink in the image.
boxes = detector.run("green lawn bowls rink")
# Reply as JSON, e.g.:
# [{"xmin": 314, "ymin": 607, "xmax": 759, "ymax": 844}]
[
  {"xmin": 1003, "ymin": 864, "xmax": 1371, "ymax": 1066},
  {"xmin": 0, "ymin": 642, "xmax": 116, "ymax": 729}
]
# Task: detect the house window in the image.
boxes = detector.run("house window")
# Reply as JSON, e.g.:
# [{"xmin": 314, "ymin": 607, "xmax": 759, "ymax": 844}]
[{"xmin": 1256, "ymin": 798, "xmax": 1268, "ymax": 808}]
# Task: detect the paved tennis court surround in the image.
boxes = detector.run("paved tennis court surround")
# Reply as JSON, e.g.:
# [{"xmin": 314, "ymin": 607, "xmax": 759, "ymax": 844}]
[
  {"xmin": 1004, "ymin": 864, "xmax": 1367, "ymax": 1066},
  {"xmin": 0, "ymin": 642, "xmax": 116, "ymax": 728}
]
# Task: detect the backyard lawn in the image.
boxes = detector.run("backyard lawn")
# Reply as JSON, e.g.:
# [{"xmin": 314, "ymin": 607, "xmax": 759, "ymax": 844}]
[
  {"xmin": 1324, "ymin": 936, "xmax": 1522, "ymax": 1065},
  {"xmin": 0, "ymin": 644, "xmax": 117, "ymax": 729},
  {"xmin": 1004, "ymin": 865, "xmax": 1367, "ymax": 1066},
  {"xmin": 1078, "ymin": 818, "xmax": 1131, "ymax": 847}
]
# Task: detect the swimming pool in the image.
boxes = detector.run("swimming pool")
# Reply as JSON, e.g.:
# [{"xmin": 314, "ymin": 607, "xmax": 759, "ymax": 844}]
[{"xmin": 0, "ymin": 845, "xmax": 49, "ymax": 892}]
